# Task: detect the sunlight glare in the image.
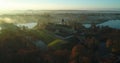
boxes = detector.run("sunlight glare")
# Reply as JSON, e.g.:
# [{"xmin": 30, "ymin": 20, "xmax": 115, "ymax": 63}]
[{"xmin": 0, "ymin": 17, "xmax": 13, "ymax": 23}]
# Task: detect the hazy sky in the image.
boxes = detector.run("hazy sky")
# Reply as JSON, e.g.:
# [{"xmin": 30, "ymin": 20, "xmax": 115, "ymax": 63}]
[{"xmin": 0, "ymin": 0, "xmax": 120, "ymax": 10}]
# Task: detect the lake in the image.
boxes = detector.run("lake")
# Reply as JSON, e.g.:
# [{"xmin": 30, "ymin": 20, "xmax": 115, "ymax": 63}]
[
  {"xmin": 0, "ymin": 20, "xmax": 120, "ymax": 30},
  {"xmin": 98, "ymin": 20, "xmax": 120, "ymax": 29},
  {"xmin": 83, "ymin": 20, "xmax": 120, "ymax": 29},
  {"xmin": 16, "ymin": 22, "xmax": 37, "ymax": 29},
  {"xmin": 16, "ymin": 20, "xmax": 120, "ymax": 29}
]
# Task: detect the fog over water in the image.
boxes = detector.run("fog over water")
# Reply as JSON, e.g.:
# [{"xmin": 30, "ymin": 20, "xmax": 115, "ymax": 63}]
[
  {"xmin": 0, "ymin": 20, "xmax": 120, "ymax": 29},
  {"xmin": 15, "ymin": 20, "xmax": 120, "ymax": 29}
]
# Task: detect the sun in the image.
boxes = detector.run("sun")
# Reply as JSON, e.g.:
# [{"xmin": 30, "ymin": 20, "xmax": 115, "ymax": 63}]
[
  {"xmin": 0, "ymin": 0, "xmax": 10, "ymax": 9},
  {"xmin": 0, "ymin": 0, "xmax": 18, "ymax": 10}
]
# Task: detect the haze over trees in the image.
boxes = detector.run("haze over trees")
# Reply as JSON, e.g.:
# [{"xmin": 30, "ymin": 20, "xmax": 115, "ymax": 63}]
[{"xmin": 0, "ymin": 11, "xmax": 120, "ymax": 63}]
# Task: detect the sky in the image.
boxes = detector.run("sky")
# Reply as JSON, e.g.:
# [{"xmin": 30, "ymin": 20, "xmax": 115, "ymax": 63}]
[{"xmin": 0, "ymin": 0, "xmax": 120, "ymax": 10}]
